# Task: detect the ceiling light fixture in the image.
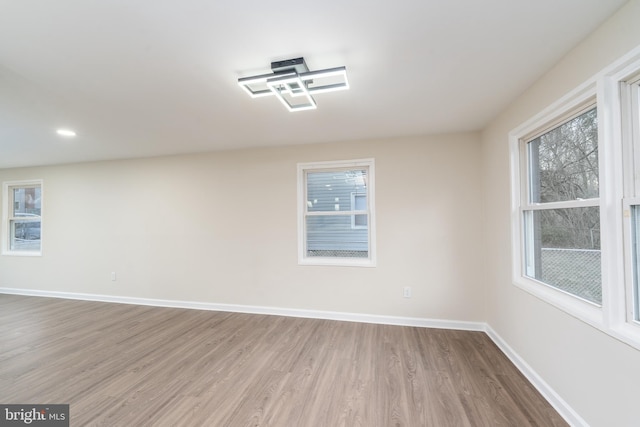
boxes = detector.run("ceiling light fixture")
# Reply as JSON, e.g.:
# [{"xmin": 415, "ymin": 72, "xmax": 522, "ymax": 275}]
[
  {"xmin": 56, "ymin": 129, "xmax": 77, "ymax": 137},
  {"xmin": 238, "ymin": 57, "xmax": 349, "ymax": 112}
]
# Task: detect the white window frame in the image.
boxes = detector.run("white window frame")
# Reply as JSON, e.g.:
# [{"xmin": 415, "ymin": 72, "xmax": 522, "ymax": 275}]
[
  {"xmin": 297, "ymin": 159, "xmax": 376, "ymax": 267},
  {"xmin": 511, "ymin": 85, "xmax": 603, "ymax": 326},
  {"xmin": 521, "ymin": 102, "xmax": 600, "ymax": 297},
  {"xmin": 510, "ymin": 45, "xmax": 640, "ymax": 351},
  {"xmin": 2, "ymin": 179, "xmax": 44, "ymax": 256}
]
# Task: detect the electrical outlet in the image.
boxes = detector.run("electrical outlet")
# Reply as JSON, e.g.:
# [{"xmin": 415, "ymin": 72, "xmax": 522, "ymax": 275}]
[
  {"xmin": 403, "ymin": 286, "xmax": 412, "ymax": 298},
  {"xmin": 111, "ymin": 272, "xmax": 117, "ymax": 281}
]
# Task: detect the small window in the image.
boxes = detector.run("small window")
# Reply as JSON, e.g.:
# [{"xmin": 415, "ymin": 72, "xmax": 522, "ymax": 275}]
[
  {"xmin": 520, "ymin": 105, "xmax": 601, "ymax": 304},
  {"xmin": 297, "ymin": 159, "xmax": 375, "ymax": 266},
  {"xmin": 2, "ymin": 180, "xmax": 43, "ymax": 255}
]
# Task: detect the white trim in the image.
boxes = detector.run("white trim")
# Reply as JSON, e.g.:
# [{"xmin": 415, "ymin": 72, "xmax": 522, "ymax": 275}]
[
  {"xmin": 610, "ymin": 53, "xmax": 640, "ymax": 346},
  {"xmin": 509, "ymin": 83, "xmax": 597, "ymax": 142},
  {"xmin": 0, "ymin": 287, "xmax": 580, "ymax": 426},
  {"xmin": 0, "ymin": 287, "xmax": 481, "ymax": 330},
  {"xmin": 484, "ymin": 326, "xmax": 588, "ymax": 427},
  {"xmin": 522, "ymin": 199, "xmax": 600, "ymax": 211},
  {"xmin": 598, "ymin": 65, "xmax": 627, "ymax": 338},
  {"xmin": 297, "ymin": 256, "xmax": 376, "ymax": 268}
]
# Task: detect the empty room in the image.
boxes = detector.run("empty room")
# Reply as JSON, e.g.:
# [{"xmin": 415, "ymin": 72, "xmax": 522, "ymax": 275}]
[{"xmin": 1, "ymin": 1, "xmax": 640, "ymax": 426}]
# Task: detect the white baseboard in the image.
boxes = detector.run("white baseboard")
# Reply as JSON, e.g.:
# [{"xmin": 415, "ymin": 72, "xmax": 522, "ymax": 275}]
[
  {"xmin": 0, "ymin": 287, "xmax": 583, "ymax": 426},
  {"xmin": 484, "ymin": 325, "xmax": 588, "ymax": 427},
  {"xmin": 0, "ymin": 287, "xmax": 483, "ymax": 331}
]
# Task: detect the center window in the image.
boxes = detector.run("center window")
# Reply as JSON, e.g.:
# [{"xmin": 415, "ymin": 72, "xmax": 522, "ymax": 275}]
[{"xmin": 297, "ymin": 159, "xmax": 376, "ymax": 266}]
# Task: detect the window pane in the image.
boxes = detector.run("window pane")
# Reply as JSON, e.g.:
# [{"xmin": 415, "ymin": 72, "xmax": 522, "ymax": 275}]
[
  {"xmin": 524, "ymin": 207, "xmax": 601, "ymax": 304},
  {"xmin": 306, "ymin": 215, "xmax": 368, "ymax": 258},
  {"xmin": 631, "ymin": 206, "xmax": 640, "ymax": 321},
  {"xmin": 12, "ymin": 187, "xmax": 41, "ymax": 217},
  {"xmin": 10, "ymin": 220, "xmax": 41, "ymax": 251},
  {"xmin": 353, "ymin": 193, "xmax": 367, "ymax": 211},
  {"xmin": 528, "ymin": 108, "xmax": 598, "ymax": 203},
  {"xmin": 354, "ymin": 214, "xmax": 367, "ymax": 227},
  {"xmin": 307, "ymin": 169, "xmax": 367, "ymax": 212}
]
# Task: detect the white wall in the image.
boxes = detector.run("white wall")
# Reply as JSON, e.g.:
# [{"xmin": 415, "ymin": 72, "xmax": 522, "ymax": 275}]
[
  {"xmin": 481, "ymin": 1, "xmax": 640, "ymax": 426},
  {"xmin": 0, "ymin": 133, "xmax": 485, "ymax": 322}
]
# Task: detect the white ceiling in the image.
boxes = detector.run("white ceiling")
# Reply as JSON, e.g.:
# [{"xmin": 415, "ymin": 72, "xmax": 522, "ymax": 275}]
[{"xmin": 0, "ymin": 0, "xmax": 628, "ymax": 169}]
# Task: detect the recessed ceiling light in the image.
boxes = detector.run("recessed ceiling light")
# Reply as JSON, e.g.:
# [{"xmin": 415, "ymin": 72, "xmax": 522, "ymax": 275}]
[{"xmin": 56, "ymin": 129, "xmax": 77, "ymax": 137}]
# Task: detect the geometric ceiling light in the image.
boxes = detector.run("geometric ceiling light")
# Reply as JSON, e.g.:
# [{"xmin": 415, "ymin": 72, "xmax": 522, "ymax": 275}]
[{"xmin": 238, "ymin": 57, "xmax": 349, "ymax": 112}]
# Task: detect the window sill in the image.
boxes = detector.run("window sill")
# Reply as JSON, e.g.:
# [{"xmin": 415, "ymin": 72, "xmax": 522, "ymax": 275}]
[
  {"xmin": 513, "ymin": 274, "xmax": 640, "ymax": 351},
  {"xmin": 298, "ymin": 257, "xmax": 376, "ymax": 267},
  {"xmin": 513, "ymin": 275, "xmax": 603, "ymax": 328},
  {"xmin": 2, "ymin": 250, "xmax": 42, "ymax": 257}
]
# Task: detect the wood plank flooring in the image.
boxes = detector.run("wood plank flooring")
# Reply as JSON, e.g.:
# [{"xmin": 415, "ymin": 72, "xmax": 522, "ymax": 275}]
[{"xmin": 0, "ymin": 294, "xmax": 567, "ymax": 426}]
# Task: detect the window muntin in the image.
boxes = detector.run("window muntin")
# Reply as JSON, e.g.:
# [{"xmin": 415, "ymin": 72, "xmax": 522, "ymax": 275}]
[
  {"xmin": 521, "ymin": 105, "xmax": 601, "ymax": 305},
  {"xmin": 298, "ymin": 159, "xmax": 375, "ymax": 266},
  {"xmin": 2, "ymin": 180, "xmax": 42, "ymax": 255}
]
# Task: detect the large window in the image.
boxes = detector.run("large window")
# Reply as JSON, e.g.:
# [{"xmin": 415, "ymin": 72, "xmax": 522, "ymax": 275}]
[
  {"xmin": 623, "ymin": 73, "xmax": 640, "ymax": 325},
  {"xmin": 2, "ymin": 180, "xmax": 43, "ymax": 256},
  {"xmin": 297, "ymin": 159, "xmax": 376, "ymax": 266},
  {"xmin": 522, "ymin": 106, "xmax": 601, "ymax": 304},
  {"xmin": 511, "ymin": 46, "xmax": 640, "ymax": 350}
]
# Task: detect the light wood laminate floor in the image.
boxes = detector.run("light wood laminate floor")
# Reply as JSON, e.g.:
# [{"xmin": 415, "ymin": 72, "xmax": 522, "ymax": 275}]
[{"xmin": 0, "ymin": 294, "xmax": 567, "ymax": 426}]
